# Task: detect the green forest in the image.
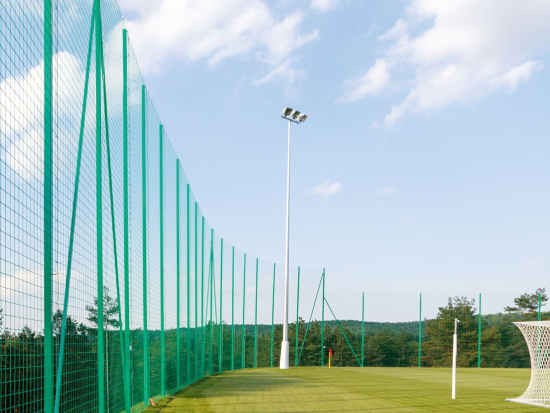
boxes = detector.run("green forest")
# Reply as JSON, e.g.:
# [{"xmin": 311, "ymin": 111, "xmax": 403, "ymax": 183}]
[{"xmin": 1, "ymin": 291, "xmax": 546, "ymax": 412}]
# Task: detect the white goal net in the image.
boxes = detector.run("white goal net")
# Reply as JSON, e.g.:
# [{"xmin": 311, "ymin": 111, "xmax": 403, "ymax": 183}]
[{"xmin": 507, "ymin": 321, "xmax": 550, "ymax": 409}]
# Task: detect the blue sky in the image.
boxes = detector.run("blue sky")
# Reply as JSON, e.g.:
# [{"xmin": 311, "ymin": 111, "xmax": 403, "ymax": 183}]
[{"xmin": 118, "ymin": 0, "xmax": 550, "ymax": 297}]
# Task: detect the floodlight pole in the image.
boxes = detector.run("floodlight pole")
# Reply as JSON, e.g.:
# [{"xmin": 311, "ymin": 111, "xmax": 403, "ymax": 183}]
[
  {"xmin": 279, "ymin": 108, "xmax": 306, "ymax": 370},
  {"xmin": 280, "ymin": 118, "xmax": 292, "ymax": 369}
]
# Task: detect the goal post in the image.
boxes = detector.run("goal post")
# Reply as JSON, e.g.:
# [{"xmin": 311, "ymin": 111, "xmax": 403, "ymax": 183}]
[{"xmin": 507, "ymin": 321, "xmax": 550, "ymax": 409}]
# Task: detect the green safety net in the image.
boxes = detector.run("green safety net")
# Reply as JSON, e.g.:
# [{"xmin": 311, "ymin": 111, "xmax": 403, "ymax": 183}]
[{"xmin": 0, "ymin": 1, "xmax": 540, "ymax": 413}]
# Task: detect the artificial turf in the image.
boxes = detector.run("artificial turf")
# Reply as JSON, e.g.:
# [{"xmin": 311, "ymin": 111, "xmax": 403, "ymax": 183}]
[{"xmin": 144, "ymin": 367, "xmax": 543, "ymax": 412}]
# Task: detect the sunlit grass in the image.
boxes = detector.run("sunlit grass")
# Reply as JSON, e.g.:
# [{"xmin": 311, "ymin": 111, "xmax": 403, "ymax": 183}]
[{"xmin": 145, "ymin": 367, "xmax": 542, "ymax": 412}]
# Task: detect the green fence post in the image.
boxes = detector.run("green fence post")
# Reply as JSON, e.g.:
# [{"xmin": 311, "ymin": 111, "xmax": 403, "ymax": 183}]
[
  {"xmin": 242, "ymin": 253, "xmax": 246, "ymax": 369},
  {"xmin": 539, "ymin": 293, "xmax": 542, "ymax": 321},
  {"xmin": 219, "ymin": 239, "xmax": 224, "ymax": 372},
  {"xmin": 478, "ymin": 293, "xmax": 481, "ymax": 368},
  {"xmin": 418, "ymin": 293, "xmax": 422, "ymax": 368},
  {"xmin": 195, "ymin": 202, "xmax": 198, "ymax": 380},
  {"xmin": 271, "ymin": 263, "xmax": 276, "ymax": 368},
  {"xmin": 187, "ymin": 184, "xmax": 191, "ymax": 384},
  {"xmin": 122, "ymin": 27, "xmax": 132, "ymax": 411},
  {"xmin": 295, "ymin": 267, "xmax": 300, "ymax": 367},
  {"xmin": 231, "ymin": 246, "xmax": 235, "ymax": 371},
  {"xmin": 201, "ymin": 217, "xmax": 205, "ymax": 376},
  {"xmin": 95, "ymin": 2, "xmax": 105, "ymax": 409},
  {"xmin": 254, "ymin": 258, "xmax": 258, "ymax": 368},
  {"xmin": 141, "ymin": 84, "xmax": 149, "ymax": 406},
  {"xmin": 159, "ymin": 124, "xmax": 165, "ymax": 396},
  {"xmin": 209, "ymin": 229, "xmax": 214, "ymax": 374},
  {"xmin": 361, "ymin": 292, "xmax": 365, "ymax": 367},
  {"xmin": 321, "ymin": 268, "xmax": 325, "ymax": 367},
  {"xmin": 176, "ymin": 161, "xmax": 181, "ymax": 388},
  {"xmin": 43, "ymin": 0, "xmax": 53, "ymax": 410}
]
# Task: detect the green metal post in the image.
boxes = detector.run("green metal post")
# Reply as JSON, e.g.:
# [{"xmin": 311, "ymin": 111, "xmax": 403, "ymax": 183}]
[
  {"xmin": 539, "ymin": 293, "xmax": 542, "ymax": 321},
  {"xmin": 201, "ymin": 216, "xmax": 205, "ymax": 376},
  {"xmin": 186, "ymin": 184, "xmax": 190, "ymax": 384},
  {"xmin": 271, "ymin": 263, "xmax": 275, "ymax": 368},
  {"xmin": 95, "ymin": 2, "xmax": 105, "ymax": 409},
  {"xmin": 195, "ymin": 202, "xmax": 198, "ymax": 380},
  {"xmin": 321, "ymin": 269, "xmax": 325, "ymax": 367},
  {"xmin": 159, "ymin": 124, "xmax": 165, "ymax": 396},
  {"xmin": 141, "ymin": 84, "xmax": 149, "ymax": 406},
  {"xmin": 295, "ymin": 267, "xmax": 300, "ymax": 367},
  {"xmin": 361, "ymin": 292, "xmax": 365, "ymax": 367},
  {"xmin": 219, "ymin": 238, "xmax": 224, "ymax": 372},
  {"xmin": 254, "ymin": 258, "xmax": 258, "ymax": 368},
  {"xmin": 418, "ymin": 293, "xmax": 422, "ymax": 368},
  {"xmin": 53, "ymin": 10, "xmax": 95, "ymax": 412},
  {"xmin": 43, "ymin": 0, "xmax": 53, "ymax": 410},
  {"xmin": 231, "ymin": 246, "xmax": 235, "ymax": 371},
  {"xmin": 122, "ymin": 27, "xmax": 132, "ymax": 411},
  {"xmin": 478, "ymin": 293, "xmax": 481, "ymax": 368},
  {"xmin": 100, "ymin": 36, "xmax": 130, "ymax": 411},
  {"xmin": 210, "ymin": 230, "xmax": 214, "ymax": 374},
  {"xmin": 242, "ymin": 253, "xmax": 246, "ymax": 369},
  {"xmin": 176, "ymin": 161, "xmax": 181, "ymax": 388}
]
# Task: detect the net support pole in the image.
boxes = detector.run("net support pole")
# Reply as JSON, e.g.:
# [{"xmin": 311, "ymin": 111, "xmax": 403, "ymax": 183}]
[
  {"xmin": 231, "ymin": 246, "xmax": 235, "ymax": 371},
  {"xmin": 295, "ymin": 267, "xmax": 300, "ymax": 367},
  {"xmin": 539, "ymin": 293, "xmax": 542, "ymax": 321},
  {"xmin": 95, "ymin": 2, "xmax": 105, "ymax": 409},
  {"xmin": 209, "ymin": 230, "xmax": 214, "ymax": 374},
  {"xmin": 195, "ymin": 202, "xmax": 198, "ymax": 379},
  {"xmin": 361, "ymin": 292, "xmax": 365, "ymax": 367},
  {"xmin": 321, "ymin": 268, "xmax": 325, "ymax": 367},
  {"xmin": 186, "ymin": 184, "xmax": 191, "ymax": 384},
  {"xmin": 201, "ymin": 216, "xmax": 205, "ymax": 376},
  {"xmin": 176, "ymin": 161, "xmax": 181, "ymax": 388},
  {"xmin": 418, "ymin": 293, "xmax": 422, "ymax": 368},
  {"xmin": 159, "ymin": 124, "xmax": 165, "ymax": 396},
  {"xmin": 254, "ymin": 258, "xmax": 258, "ymax": 368},
  {"xmin": 271, "ymin": 263, "xmax": 276, "ymax": 368},
  {"xmin": 478, "ymin": 293, "xmax": 481, "ymax": 368},
  {"xmin": 219, "ymin": 239, "xmax": 224, "ymax": 372},
  {"xmin": 122, "ymin": 27, "xmax": 132, "ymax": 411},
  {"xmin": 141, "ymin": 84, "xmax": 149, "ymax": 406},
  {"xmin": 242, "ymin": 253, "xmax": 246, "ymax": 369},
  {"xmin": 43, "ymin": 0, "xmax": 53, "ymax": 410}
]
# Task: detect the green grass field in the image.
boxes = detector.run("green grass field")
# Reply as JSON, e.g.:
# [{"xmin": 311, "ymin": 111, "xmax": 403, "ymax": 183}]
[{"xmin": 145, "ymin": 367, "xmax": 542, "ymax": 412}]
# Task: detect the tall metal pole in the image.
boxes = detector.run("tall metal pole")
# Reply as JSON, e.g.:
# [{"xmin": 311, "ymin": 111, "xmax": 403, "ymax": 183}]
[
  {"xmin": 361, "ymin": 292, "xmax": 365, "ymax": 367},
  {"xmin": 280, "ymin": 119, "xmax": 291, "ymax": 369},
  {"xmin": 43, "ymin": 0, "xmax": 53, "ymax": 410},
  {"xmin": 418, "ymin": 293, "xmax": 422, "ymax": 368},
  {"xmin": 477, "ymin": 293, "xmax": 481, "ymax": 368}
]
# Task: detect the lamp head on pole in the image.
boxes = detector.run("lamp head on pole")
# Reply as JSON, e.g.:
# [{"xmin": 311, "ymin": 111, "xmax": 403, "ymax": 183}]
[{"xmin": 281, "ymin": 107, "xmax": 307, "ymax": 124}]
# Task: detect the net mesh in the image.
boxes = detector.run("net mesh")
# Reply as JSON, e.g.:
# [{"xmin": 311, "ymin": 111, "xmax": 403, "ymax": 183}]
[{"xmin": 506, "ymin": 321, "xmax": 550, "ymax": 408}]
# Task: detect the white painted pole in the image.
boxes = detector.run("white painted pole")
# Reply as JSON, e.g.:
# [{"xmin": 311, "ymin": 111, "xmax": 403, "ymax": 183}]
[
  {"xmin": 280, "ymin": 119, "xmax": 291, "ymax": 369},
  {"xmin": 452, "ymin": 319, "xmax": 460, "ymax": 399}
]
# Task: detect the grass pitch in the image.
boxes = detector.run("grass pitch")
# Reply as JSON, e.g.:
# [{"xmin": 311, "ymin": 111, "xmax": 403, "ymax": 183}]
[{"xmin": 146, "ymin": 367, "xmax": 542, "ymax": 412}]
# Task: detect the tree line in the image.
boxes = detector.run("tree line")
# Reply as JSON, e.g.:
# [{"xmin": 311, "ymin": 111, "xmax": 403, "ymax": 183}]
[{"xmin": 0, "ymin": 289, "xmax": 546, "ymax": 412}]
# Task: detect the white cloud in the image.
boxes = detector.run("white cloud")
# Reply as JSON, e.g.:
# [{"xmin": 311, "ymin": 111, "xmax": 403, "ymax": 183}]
[
  {"xmin": 311, "ymin": 0, "xmax": 341, "ymax": 13},
  {"xmin": 308, "ymin": 180, "xmax": 342, "ymax": 198},
  {"xmin": 377, "ymin": 188, "xmax": 394, "ymax": 195},
  {"xmin": 341, "ymin": 0, "xmax": 550, "ymax": 127},
  {"xmin": 338, "ymin": 59, "xmax": 391, "ymax": 102},
  {"xmin": 119, "ymin": 0, "xmax": 318, "ymax": 84},
  {"xmin": 0, "ymin": 52, "xmax": 86, "ymax": 184}
]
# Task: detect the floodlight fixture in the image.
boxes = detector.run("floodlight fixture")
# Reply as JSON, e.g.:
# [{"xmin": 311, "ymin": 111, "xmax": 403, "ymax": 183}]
[{"xmin": 281, "ymin": 107, "xmax": 308, "ymax": 124}]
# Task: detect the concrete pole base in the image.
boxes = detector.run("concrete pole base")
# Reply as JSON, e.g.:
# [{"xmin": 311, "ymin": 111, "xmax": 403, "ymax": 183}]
[{"xmin": 279, "ymin": 341, "xmax": 289, "ymax": 369}]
